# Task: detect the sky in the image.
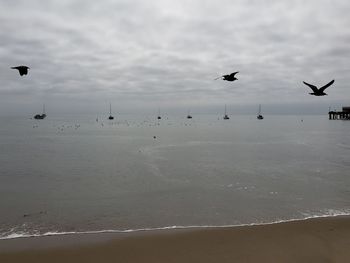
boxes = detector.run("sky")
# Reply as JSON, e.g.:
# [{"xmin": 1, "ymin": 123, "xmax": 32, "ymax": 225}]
[{"xmin": 0, "ymin": 0, "xmax": 349, "ymax": 115}]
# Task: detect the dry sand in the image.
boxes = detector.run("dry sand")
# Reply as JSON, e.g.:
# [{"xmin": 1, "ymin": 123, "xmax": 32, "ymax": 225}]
[{"xmin": 1, "ymin": 216, "xmax": 350, "ymax": 263}]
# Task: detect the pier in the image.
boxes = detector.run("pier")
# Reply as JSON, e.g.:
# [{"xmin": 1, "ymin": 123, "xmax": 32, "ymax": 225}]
[{"xmin": 329, "ymin": 107, "xmax": 350, "ymax": 120}]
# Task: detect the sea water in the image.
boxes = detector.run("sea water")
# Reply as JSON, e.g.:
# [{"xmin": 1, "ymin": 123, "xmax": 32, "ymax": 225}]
[{"xmin": 0, "ymin": 114, "xmax": 349, "ymax": 239}]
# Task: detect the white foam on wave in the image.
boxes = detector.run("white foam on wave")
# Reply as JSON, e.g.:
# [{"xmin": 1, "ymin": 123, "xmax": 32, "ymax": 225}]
[
  {"xmin": 1, "ymin": 210, "xmax": 350, "ymax": 240},
  {"xmin": 301, "ymin": 208, "xmax": 350, "ymax": 219}
]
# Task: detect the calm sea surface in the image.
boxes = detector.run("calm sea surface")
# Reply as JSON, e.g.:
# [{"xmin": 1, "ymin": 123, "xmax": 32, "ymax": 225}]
[{"xmin": 0, "ymin": 114, "xmax": 349, "ymax": 238}]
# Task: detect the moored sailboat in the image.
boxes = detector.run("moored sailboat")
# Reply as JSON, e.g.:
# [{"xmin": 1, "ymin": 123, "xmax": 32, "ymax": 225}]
[
  {"xmin": 108, "ymin": 103, "xmax": 114, "ymax": 120},
  {"xmin": 157, "ymin": 108, "xmax": 161, "ymax": 120},
  {"xmin": 187, "ymin": 109, "xmax": 192, "ymax": 119},
  {"xmin": 257, "ymin": 104, "xmax": 264, "ymax": 120},
  {"xmin": 223, "ymin": 104, "xmax": 230, "ymax": 120},
  {"xmin": 34, "ymin": 104, "xmax": 46, "ymax": 119}
]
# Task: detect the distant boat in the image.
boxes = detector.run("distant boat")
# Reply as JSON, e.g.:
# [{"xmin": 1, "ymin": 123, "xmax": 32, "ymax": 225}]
[
  {"xmin": 108, "ymin": 103, "xmax": 114, "ymax": 120},
  {"xmin": 223, "ymin": 105, "xmax": 230, "ymax": 120},
  {"xmin": 34, "ymin": 104, "xmax": 46, "ymax": 119},
  {"xmin": 187, "ymin": 109, "xmax": 192, "ymax": 119},
  {"xmin": 157, "ymin": 108, "xmax": 161, "ymax": 120},
  {"xmin": 257, "ymin": 104, "xmax": 264, "ymax": 120}
]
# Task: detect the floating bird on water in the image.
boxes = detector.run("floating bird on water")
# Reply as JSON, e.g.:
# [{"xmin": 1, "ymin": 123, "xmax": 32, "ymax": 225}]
[
  {"xmin": 11, "ymin": 66, "xmax": 30, "ymax": 76},
  {"xmin": 215, "ymin": 71, "xmax": 239, "ymax": 81},
  {"xmin": 303, "ymin": 80, "xmax": 334, "ymax": 96}
]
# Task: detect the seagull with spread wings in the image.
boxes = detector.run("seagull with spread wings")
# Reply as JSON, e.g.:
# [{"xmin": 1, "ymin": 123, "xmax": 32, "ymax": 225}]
[
  {"xmin": 215, "ymin": 71, "xmax": 239, "ymax": 82},
  {"xmin": 11, "ymin": 66, "xmax": 30, "ymax": 76},
  {"xmin": 303, "ymin": 80, "xmax": 335, "ymax": 96}
]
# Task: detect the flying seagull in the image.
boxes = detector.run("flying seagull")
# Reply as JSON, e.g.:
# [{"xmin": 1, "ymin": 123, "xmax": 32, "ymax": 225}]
[
  {"xmin": 215, "ymin": 71, "xmax": 239, "ymax": 81},
  {"xmin": 11, "ymin": 66, "xmax": 30, "ymax": 76},
  {"xmin": 303, "ymin": 79, "xmax": 335, "ymax": 96}
]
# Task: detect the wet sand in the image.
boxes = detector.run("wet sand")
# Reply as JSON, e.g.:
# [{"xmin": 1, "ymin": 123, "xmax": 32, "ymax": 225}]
[{"xmin": 1, "ymin": 216, "xmax": 350, "ymax": 263}]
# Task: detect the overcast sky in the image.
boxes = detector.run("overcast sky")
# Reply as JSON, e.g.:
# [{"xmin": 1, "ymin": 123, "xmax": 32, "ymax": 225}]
[{"xmin": 0, "ymin": 0, "xmax": 349, "ymax": 115}]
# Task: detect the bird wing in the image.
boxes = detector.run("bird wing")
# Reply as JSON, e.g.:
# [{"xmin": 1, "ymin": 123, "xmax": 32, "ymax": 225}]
[
  {"xmin": 230, "ymin": 72, "xmax": 239, "ymax": 77},
  {"xmin": 215, "ymin": 74, "xmax": 230, "ymax": 80},
  {"xmin": 303, "ymin": 81, "xmax": 319, "ymax": 93},
  {"xmin": 319, "ymin": 79, "xmax": 334, "ymax": 92}
]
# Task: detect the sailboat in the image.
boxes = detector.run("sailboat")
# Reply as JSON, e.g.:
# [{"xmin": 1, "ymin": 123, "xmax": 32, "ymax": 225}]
[
  {"xmin": 34, "ymin": 104, "xmax": 46, "ymax": 119},
  {"xmin": 257, "ymin": 104, "xmax": 264, "ymax": 120},
  {"xmin": 187, "ymin": 109, "xmax": 192, "ymax": 119},
  {"xmin": 108, "ymin": 103, "xmax": 114, "ymax": 120},
  {"xmin": 223, "ymin": 104, "xmax": 230, "ymax": 120},
  {"xmin": 157, "ymin": 108, "xmax": 161, "ymax": 120}
]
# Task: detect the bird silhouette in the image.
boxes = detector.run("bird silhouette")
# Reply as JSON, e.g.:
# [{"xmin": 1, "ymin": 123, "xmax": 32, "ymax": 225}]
[
  {"xmin": 303, "ymin": 80, "xmax": 334, "ymax": 96},
  {"xmin": 11, "ymin": 66, "xmax": 30, "ymax": 76},
  {"xmin": 215, "ymin": 71, "xmax": 239, "ymax": 81}
]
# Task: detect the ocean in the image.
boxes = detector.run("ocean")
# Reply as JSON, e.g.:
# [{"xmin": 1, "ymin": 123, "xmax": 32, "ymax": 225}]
[{"xmin": 0, "ymin": 114, "xmax": 349, "ymax": 239}]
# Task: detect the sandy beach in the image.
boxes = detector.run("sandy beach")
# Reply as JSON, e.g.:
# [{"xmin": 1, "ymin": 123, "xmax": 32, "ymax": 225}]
[{"xmin": 1, "ymin": 216, "xmax": 349, "ymax": 263}]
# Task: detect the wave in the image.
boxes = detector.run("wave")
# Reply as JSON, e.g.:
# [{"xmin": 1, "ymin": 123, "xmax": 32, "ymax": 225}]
[{"xmin": 1, "ymin": 209, "xmax": 349, "ymax": 240}]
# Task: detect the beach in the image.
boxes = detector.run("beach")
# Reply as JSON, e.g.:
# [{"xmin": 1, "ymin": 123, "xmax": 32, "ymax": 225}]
[{"xmin": 1, "ymin": 216, "xmax": 349, "ymax": 263}]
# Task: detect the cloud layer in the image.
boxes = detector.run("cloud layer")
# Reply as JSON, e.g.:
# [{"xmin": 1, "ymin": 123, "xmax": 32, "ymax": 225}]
[{"xmin": 1, "ymin": 0, "xmax": 349, "ymax": 114}]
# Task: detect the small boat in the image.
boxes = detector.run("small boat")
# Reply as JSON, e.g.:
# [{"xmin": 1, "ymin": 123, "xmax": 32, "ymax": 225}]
[
  {"xmin": 157, "ymin": 108, "xmax": 161, "ymax": 120},
  {"xmin": 257, "ymin": 104, "xmax": 264, "ymax": 120},
  {"xmin": 34, "ymin": 104, "xmax": 46, "ymax": 119},
  {"xmin": 108, "ymin": 103, "xmax": 114, "ymax": 120},
  {"xmin": 187, "ymin": 109, "xmax": 192, "ymax": 119},
  {"xmin": 223, "ymin": 104, "xmax": 230, "ymax": 120}
]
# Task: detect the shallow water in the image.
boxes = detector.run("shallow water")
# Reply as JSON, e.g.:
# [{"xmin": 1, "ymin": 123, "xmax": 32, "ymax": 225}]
[{"xmin": 0, "ymin": 114, "xmax": 349, "ymax": 239}]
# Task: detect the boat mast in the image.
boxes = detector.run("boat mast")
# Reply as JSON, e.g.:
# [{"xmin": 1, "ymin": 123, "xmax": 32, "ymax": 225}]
[{"xmin": 257, "ymin": 104, "xmax": 264, "ymax": 119}]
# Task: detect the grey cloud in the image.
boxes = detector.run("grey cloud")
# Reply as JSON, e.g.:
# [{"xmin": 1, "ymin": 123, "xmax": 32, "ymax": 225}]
[{"xmin": 0, "ymin": 0, "xmax": 349, "ymax": 115}]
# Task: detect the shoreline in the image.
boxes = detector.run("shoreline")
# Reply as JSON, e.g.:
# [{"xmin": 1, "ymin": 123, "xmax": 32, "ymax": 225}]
[
  {"xmin": 1, "ymin": 215, "xmax": 350, "ymax": 262},
  {"xmin": 2, "ymin": 213, "xmax": 349, "ymax": 241}
]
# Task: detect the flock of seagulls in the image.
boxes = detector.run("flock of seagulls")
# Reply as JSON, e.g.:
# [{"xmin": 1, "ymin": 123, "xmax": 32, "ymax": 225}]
[{"xmin": 11, "ymin": 66, "xmax": 335, "ymax": 97}]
